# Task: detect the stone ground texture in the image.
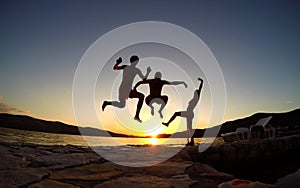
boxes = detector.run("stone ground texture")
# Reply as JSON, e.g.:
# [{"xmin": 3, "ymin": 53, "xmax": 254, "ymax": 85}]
[{"xmin": 0, "ymin": 142, "xmax": 286, "ymax": 188}]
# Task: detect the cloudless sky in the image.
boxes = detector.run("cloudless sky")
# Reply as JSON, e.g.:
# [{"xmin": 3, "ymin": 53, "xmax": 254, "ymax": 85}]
[{"xmin": 0, "ymin": 0, "xmax": 299, "ymax": 134}]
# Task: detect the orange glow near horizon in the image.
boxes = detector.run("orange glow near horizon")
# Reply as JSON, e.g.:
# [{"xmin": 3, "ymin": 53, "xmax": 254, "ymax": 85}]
[
  {"xmin": 99, "ymin": 112, "xmax": 209, "ymax": 137},
  {"xmin": 99, "ymin": 103, "xmax": 209, "ymax": 137},
  {"xmin": 99, "ymin": 97, "xmax": 187, "ymax": 136}
]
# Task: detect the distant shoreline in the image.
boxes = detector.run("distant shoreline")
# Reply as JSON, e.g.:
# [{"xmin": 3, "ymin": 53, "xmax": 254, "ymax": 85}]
[{"xmin": 1, "ymin": 108, "xmax": 300, "ymax": 139}]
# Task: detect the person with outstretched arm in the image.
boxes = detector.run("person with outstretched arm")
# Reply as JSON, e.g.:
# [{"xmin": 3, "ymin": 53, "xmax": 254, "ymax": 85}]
[
  {"xmin": 133, "ymin": 71, "xmax": 187, "ymax": 118},
  {"xmin": 162, "ymin": 78, "xmax": 203, "ymax": 146},
  {"xmin": 102, "ymin": 55, "xmax": 151, "ymax": 122}
]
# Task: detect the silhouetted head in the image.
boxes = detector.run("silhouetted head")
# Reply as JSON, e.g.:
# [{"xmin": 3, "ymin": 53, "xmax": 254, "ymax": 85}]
[
  {"xmin": 130, "ymin": 55, "xmax": 139, "ymax": 65},
  {"xmin": 154, "ymin": 72, "xmax": 162, "ymax": 79}
]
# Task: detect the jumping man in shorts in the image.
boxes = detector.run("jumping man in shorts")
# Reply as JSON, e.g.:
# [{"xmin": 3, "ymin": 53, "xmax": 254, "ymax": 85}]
[{"xmin": 102, "ymin": 56, "xmax": 151, "ymax": 123}]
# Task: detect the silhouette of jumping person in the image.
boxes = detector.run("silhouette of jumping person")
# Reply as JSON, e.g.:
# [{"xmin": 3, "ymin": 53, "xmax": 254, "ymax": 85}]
[
  {"xmin": 162, "ymin": 78, "xmax": 203, "ymax": 146},
  {"xmin": 133, "ymin": 72, "xmax": 187, "ymax": 118},
  {"xmin": 102, "ymin": 56, "xmax": 151, "ymax": 122}
]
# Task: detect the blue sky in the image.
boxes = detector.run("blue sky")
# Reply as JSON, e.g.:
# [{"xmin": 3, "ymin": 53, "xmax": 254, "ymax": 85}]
[{"xmin": 0, "ymin": 0, "xmax": 299, "ymax": 131}]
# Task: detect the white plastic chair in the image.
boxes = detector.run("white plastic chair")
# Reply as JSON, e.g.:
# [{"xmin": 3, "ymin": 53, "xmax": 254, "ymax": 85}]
[
  {"xmin": 250, "ymin": 116, "xmax": 275, "ymax": 139},
  {"xmin": 221, "ymin": 127, "xmax": 250, "ymax": 142},
  {"xmin": 235, "ymin": 127, "xmax": 250, "ymax": 142}
]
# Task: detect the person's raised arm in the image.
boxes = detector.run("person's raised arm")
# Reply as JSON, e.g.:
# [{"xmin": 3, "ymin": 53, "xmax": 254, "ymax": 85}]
[
  {"xmin": 196, "ymin": 78, "xmax": 204, "ymax": 96},
  {"xmin": 168, "ymin": 81, "xmax": 188, "ymax": 88},
  {"xmin": 113, "ymin": 57, "xmax": 127, "ymax": 70},
  {"xmin": 133, "ymin": 80, "xmax": 148, "ymax": 90},
  {"xmin": 137, "ymin": 66, "xmax": 151, "ymax": 80}
]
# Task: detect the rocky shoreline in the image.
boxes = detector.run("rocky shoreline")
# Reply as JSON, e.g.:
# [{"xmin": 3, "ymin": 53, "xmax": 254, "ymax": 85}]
[
  {"xmin": 189, "ymin": 135, "xmax": 300, "ymax": 184},
  {"xmin": 1, "ymin": 138, "xmax": 299, "ymax": 188}
]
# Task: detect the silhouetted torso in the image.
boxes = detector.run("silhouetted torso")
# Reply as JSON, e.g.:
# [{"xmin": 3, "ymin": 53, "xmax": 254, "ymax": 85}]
[
  {"xmin": 119, "ymin": 65, "xmax": 142, "ymax": 98},
  {"xmin": 146, "ymin": 79, "xmax": 169, "ymax": 97},
  {"xmin": 187, "ymin": 91, "xmax": 200, "ymax": 111}
]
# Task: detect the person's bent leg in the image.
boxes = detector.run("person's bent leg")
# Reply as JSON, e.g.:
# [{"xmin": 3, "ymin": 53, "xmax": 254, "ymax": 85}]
[
  {"xmin": 146, "ymin": 96, "xmax": 155, "ymax": 116},
  {"xmin": 102, "ymin": 99, "xmax": 126, "ymax": 111},
  {"xmin": 130, "ymin": 90, "xmax": 145, "ymax": 122},
  {"xmin": 162, "ymin": 111, "xmax": 182, "ymax": 127},
  {"xmin": 103, "ymin": 94, "xmax": 127, "ymax": 111},
  {"xmin": 135, "ymin": 92, "xmax": 144, "ymax": 122},
  {"xmin": 111, "ymin": 99, "xmax": 126, "ymax": 108},
  {"xmin": 158, "ymin": 96, "xmax": 168, "ymax": 118}
]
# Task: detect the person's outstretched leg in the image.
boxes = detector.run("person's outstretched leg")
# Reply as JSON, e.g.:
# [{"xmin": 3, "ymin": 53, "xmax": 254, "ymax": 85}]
[
  {"xmin": 158, "ymin": 96, "xmax": 168, "ymax": 118},
  {"xmin": 129, "ymin": 90, "xmax": 145, "ymax": 122},
  {"xmin": 162, "ymin": 111, "xmax": 182, "ymax": 127}
]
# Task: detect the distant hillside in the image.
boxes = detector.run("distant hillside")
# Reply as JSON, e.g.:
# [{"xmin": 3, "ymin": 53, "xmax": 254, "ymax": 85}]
[
  {"xmin": 172, "ymin": 108, "xmax": 300, "ymax": 138},
  {"xmin": 0, "ymin": 113, "xmax": 128, "ymax": 137},
  {"xmin": 1, "ymin": 109, "xmax": 299, "ymax": 138},
  {"xmin": 218, "ymin": 108, "xmax": 300, "ymax": 136}
]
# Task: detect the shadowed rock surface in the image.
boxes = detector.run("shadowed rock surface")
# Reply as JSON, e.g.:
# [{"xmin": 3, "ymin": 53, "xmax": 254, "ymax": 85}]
[
  {"xmin": 179, "ymin": 135, "xmax": 300, "ymax": 184},
  {"xmin": 0, "ymin": 140, "xmax": 288, "ymax": 188},
  {"xmin": 0, "ymin": 141, "xmax": 225, "ymax": 187}
]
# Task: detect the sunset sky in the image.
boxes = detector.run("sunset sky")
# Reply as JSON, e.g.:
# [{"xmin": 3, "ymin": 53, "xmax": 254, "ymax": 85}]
[{"xmin": 1, "ymin": 1, "xmax": 299, "ymax": 135}]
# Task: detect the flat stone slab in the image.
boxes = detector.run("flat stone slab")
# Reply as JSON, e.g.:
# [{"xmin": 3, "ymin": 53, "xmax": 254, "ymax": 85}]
[
  {"xmin": 0, "ymin": 154, "xmax": 30, "ymax": 169},
  {"xmin": 28, "ymin": 180, "xmax": 80, "ymax": 188},
  {"xmin": 186, "ymin": 163, "xmax": 235, "ymax": 188},
  {"xmin": 0, "ymin": 168, "xmax": 50, "ymax": 187},
  {"xmin": 50, "ymin": 163, "xmax": 123, "ymax": 181},
  {"xmin": 31, "ymin": 152, "xmax": 102, "ymax": 169},
  {"xmin": 94, "ymin": 175, "xmax": 194, "ymax": 188},
  {"xmin": 1, "ymin": 141, "xmax": 290, "ymax": 187},
  {"xmin": 110, "ymin": 161, "xmax": 192, "ymax": 178},
  {"xmin": 0, "ymin": 143, "xmax": 11, "ymax": 153}
]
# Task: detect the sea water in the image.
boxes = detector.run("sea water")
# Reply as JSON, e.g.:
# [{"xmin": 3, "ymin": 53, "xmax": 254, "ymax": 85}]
[
  {"xmin": 0, "ymin": 127, "xmax": 223, "ymax": 166},
  {"xmin": 0, "ymin": 127, "xmax": 221, "ymax": 147}
]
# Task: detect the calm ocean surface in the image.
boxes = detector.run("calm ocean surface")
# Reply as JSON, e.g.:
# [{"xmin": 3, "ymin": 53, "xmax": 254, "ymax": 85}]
[
  {"xmin": 0, "ymin": 127, "xmax": 220, "ymax": 147},
  {"xmin": 0, "ymin": 127, "xmax": 224, "ymax": 166}
]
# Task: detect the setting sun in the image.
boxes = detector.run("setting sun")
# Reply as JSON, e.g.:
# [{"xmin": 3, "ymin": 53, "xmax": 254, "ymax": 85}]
[
  {"xmin": 149, "ymin": 138, "xmax": 158, "ymax": 145},
  {"xmin": 147, "ymin": 128, "xmax": 161, "ymax": 138}
]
